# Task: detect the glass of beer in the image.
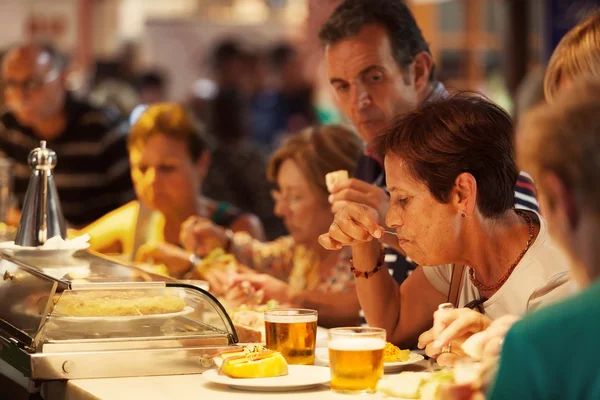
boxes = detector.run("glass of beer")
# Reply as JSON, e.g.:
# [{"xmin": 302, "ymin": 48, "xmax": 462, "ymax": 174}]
[
  {"xmin": 328, "ymin": 327, "xmax": 386, "ymax": 394},
  {"xmin": 264, "ymin": 308, "xmax": 318, "ymax": 365}
]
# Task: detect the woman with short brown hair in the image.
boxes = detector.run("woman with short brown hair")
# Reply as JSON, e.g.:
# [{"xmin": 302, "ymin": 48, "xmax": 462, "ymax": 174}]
[
  {"xmin": 319, "ymin": 94, "xmax": 571, "ymax": 358},
  {"xmin": 181, "ymin": 124, "xmax": 365, "ymax": 327}
]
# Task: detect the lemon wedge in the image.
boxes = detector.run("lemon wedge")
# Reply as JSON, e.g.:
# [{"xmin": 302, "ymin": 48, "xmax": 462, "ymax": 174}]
[{"xmin": 220, "ymin": 350, "xmax": 288, "ymax": 378}]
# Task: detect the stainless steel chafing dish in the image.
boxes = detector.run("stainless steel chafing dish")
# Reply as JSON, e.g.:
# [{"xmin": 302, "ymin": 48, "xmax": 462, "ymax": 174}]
[{"xmin": 0, "ymin": 249, "xmax": 238, "ymax": 395}]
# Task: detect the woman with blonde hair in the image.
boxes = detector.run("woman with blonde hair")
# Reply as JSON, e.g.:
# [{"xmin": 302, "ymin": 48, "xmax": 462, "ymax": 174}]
[
  {"xmin": 544, "ymin": 10, "xmax": 600, "ymax": 102},
  {"xmin": 181, "ymin": 125, "xmax": 365, "ymax": 327},
  {"xmin": 80, "ymin": 103, "xmax": 264, "ymax": 275}
]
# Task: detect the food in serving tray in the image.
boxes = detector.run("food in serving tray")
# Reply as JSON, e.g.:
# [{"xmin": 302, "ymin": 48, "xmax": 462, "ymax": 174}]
[
  {"xmin": 218, "ymin": 347, "xmax": 288, "ymax": 379},
  {"xmin": 53, "ymin": 290, "xmax": 186, "ymax": 317},
  {"xmin": 325, "ymin": 170, "xmax": 349, "ymax": 193},
  {"xmin": 383, "ymin": 342, "xmax": 411, "ymax": 362}
]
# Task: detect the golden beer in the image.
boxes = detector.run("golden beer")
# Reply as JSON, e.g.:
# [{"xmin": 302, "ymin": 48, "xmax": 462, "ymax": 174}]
[
  {"xmin": 264, "ymin": 309, "xmax": 318, "ymax": 365},
  {"xmin": 328, "ymin": 328, "xmax": 386, "ymax": 394}
]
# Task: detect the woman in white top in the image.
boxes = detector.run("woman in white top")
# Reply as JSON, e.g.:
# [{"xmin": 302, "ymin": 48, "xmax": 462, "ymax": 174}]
[{"xmin": 319, "ymin": 94, "xmax": 571, "ymax": 352}]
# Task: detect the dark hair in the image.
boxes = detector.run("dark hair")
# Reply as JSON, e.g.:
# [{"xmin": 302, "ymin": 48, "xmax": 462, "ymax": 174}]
[
  {"xmin": 318, "ymin": 0, "xmax": 435, "ymax": 82},
  {"xmin": 269, "ymin": 42, "xmax": 296, "ymax": 70},
  {"xmin": 128, "ymin": 103, "xmax": 209, "ymax": 161},
  {"xmin": 374, "ymin": 93, "xmax": 518, "ymax": 218},
  {"xmin": 137, "ymin": 70, "xmax": 166, "ymax": 89},
  {"xmin": 208, "ymin": 90, "xmax": 249, "ymax": 142},
  {"xmin": 210, "ymin": 39, "xmax": 245, "ymax": 70}
]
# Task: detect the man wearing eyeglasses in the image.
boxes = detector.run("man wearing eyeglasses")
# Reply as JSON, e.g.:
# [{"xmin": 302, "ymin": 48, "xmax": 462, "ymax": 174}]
[{"xmin": 0, "ymin": 43, "xmax": 134, "ymax": 227}]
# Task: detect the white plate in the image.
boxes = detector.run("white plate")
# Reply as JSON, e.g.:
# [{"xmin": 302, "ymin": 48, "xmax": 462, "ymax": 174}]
[
  {"xmin": 203, "ymin": 365, "xmax": 330, "ymax": 392},
  {"xmin": 315, "ymin": 348, "xmax": 424, "ymax": 373},
  {"xmin": 51, "ymin": 306, "xmax": 195, "ymax": 323}
]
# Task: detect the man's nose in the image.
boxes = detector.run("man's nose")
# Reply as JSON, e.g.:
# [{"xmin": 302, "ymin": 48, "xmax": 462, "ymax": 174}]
[{"xmin": 352, "ymin": 83, "xmax": 371, "ymax": 111}]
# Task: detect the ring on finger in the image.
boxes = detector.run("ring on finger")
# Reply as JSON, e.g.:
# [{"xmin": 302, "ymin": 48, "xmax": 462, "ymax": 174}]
[{"xmin": 441, "ymin": 343, "xmax": 452, "ymax": 354}]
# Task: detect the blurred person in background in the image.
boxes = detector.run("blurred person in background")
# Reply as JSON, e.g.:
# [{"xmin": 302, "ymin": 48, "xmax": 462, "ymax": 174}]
[
  {"xmin": 543, "ymin": 10, "xmax": 600, "ymax": 103},
  {"xmin": 80, "ymin": 103, "xmax": 264, "ymax": 276},
  {"xmin": 246, "ymin": 43, "xmax": 317, "ymax": 153},
  {"xmin": 514, "ymin": 68, "xmax": 546, "ymax": 122},
  {"xmin": 89, "ymin": 60, "xmax": 139, "ymax": 116},
  {"xmin": 246, "ymin": 48, "xmax": 283, "ymax": 152},
  {"xmin": 268, "ymin": 43, "xmax": 317, "ymax": 141},
  {"xmin": 318, "ymin": 0, "xmax": 540, "ymax": 285},
  {"xmin": 89, "ymin": 41, "xmax": 142, "ymax": 115},
  {"xmin": 187, "ymin": 39, "xmax": 246, "ymax": 124},
  {"xmin": 136, "ymin": 69, "xmax": 168, "ymax": 105},
  {"xmin": 210, "ymin": 39, "xmax": 249, "ymax": 96},
  {"xmin": 181, "ymin": 125, "xmax": 364, "ymax": 327},
  {"xmin": 0, "ymin": 43, "xmax": 134, "ymax": 227},
  {"xmin": 202, "ymin": 81, "xmax": 287, "ymax": 240}
]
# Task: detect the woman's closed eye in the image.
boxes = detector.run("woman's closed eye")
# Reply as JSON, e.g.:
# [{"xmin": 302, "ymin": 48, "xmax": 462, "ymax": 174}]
[
  {"xmin": 134, "ymin": 164, "xmax": 178, "ymax": 174},
  {"xmin": 394, "ymin": 197, "xmax": 409, "ymax": 207},
  {"xmin": 156, "ymin": 164, "xmax": 178, "ymax": 173},
  {"xmin": 271, "ymin": 190, "xmax": 305, "ymax": 205}
]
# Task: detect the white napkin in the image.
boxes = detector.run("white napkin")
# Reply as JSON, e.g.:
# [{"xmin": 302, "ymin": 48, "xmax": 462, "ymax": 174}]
[
  {"xmin": 41, "ymin": 234, "xmax": 90, "ymax": 250},
  {"xmin": 0, "ymin": 234, "xmax": 91, "ymax": 250}
]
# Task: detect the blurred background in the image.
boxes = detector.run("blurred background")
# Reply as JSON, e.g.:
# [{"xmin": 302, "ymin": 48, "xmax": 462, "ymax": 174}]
[{"xmin": 0, "ymin": 0, "xmax": 597, "ymax": 135}]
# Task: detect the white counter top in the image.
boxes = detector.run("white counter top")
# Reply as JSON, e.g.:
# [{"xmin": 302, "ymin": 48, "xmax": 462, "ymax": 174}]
[{"xmin": 43, "ymin": 360, "xmax": 431, "ymax": 400}]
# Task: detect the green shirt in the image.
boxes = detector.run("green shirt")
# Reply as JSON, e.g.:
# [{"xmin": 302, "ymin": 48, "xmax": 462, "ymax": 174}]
[{"xmin": 488, "ymin": 279, "xmax": 600, "ymax": 400}]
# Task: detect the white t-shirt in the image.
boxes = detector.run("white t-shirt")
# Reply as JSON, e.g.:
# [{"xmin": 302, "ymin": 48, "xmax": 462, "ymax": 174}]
[{"xmin": 422, "ymin": 213, "xmax": 575, "ymax": 320}]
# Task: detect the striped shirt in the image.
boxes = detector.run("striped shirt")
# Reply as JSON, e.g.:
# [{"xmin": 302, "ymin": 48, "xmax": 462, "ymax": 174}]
[
  {"xmin": 514, "ymin": 171, "xmax": 539, "ymax": 212},
  {"xmin": 0, "ymin": 95, "xmax": 135, "ymax": 227}
]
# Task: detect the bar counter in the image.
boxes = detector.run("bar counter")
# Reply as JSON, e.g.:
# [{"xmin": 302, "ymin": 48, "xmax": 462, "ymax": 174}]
[{"xmin": 42, "ymin": 353, "xmax": 431, "ymax": 400}]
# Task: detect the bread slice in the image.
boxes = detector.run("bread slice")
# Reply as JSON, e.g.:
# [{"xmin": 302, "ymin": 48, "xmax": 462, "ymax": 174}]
[
  {"xmin": 325, "ymin": 170, "xmax": 349, "ymax": 193},
  {"xmin": 234, "ymin": 323, "xmax": 263, "ymax": 344}
]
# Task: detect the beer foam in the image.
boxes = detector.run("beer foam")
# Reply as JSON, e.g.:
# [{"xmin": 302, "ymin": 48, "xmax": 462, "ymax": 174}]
[
  {"xmin": 328, "ymin": 338, "xmax": 386, "ymax": 351},
  {"xmin": 264, "ymin": 314, "xmax": 318, "ymax": 323}
]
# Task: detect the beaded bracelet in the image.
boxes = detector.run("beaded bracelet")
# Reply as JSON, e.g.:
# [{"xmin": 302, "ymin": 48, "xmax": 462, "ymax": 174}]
[{"xmin": 350, "ymin": 246, "xmax": 386, "ymax": 279}]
